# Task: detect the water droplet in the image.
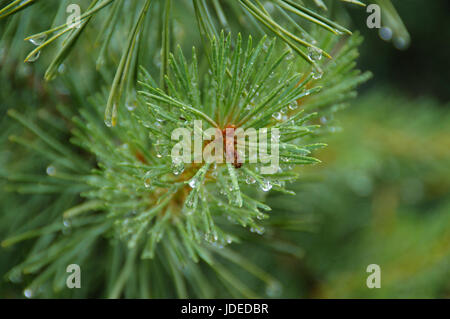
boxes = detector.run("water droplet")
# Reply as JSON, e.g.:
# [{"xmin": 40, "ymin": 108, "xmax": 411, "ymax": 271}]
[
  {"xmin": 271, "ymin": 130, "xmax": 280, "ymax": 142},
  {"xmin": 393, "ymin": 36, "xmax": 409, "ymax": 50},
  {"xmin": 188, "ymin": 178, "xmax": 199, "ymax": 189},
  {"xmin": 246, "ymin": 176, "xmax": 256, "ymax": 185},
  {"xmin": 104, "ymin": 103, "xmax": 117, "ymax": 127},
  {"xmin": 203, "ymin": 232, "xmax": 215, "ymax": 243},
  {"xmin": 288, "ymin": 102, "xmax": 299, "ymax": 110},
  {"xmin": 126, "ymin": 101, "xmax": 136, "ymax": 111},
  {"xmin": 260, "ymin": 179, "xmax": 272, "ymax": 192},
  {"xmin": 307, "ymin": 46, "xmax": 323, "ymax": 61},
  {"xmin": 272, "ymin": 112, "xmax": 282, "ymax": 121},
  {"xmin": 154, "ymin": 139, "xmax": 169, "ymax": 158},
  {"xmin": 171, "ymin": 159, "xmax": 185, "ymax": 176},
  {"xmin": 8, "ymin": 270, "xmax": 22, "ymax": 283},
  {"xmin": 143, "ymin": 171, "xmax": 153, "ymax": 188},
  {"xmin": 24, "ymin": 288, "xmax": 33, "ymax": 299},
  {"xmin": 266, "ymin": 280, "xmax": 282, "ymax": 297},
  {"xmin": 231, "ymin": 194, "xmax": 242, "ymax": 207},
  {"xmin": 63, "ymin": 219, "xmax": 71, "ymax": 228},
  {"xmin": 185, "ymin": 196, "xmax": 196, "ymax": 210},
  {"xmin": 379, "ymin": 27, "xmax": 393, "ymax": 41},
  {"xmin": 250, "ymin": 225, "xmax": 265, "ymax": 235},
  {"xmin": 58, "ymin": 63, "xmax": 66, "ymax": 74},
  {"xmin": 26, "ymin": 50, "xmax": 41, "ymax": 63},
  {"xmin": 126, "ymin": 91, "xmax": 137, "ymax": 111},
  {"xmin": 285, "ymin": 51, "xmax": 294, "ymax": 61},
  {"xmin": 311, "ymin": 66, "xmax": 323, "ymax": 80},
  {"xmin": 263, "ymin": 2, "xmax": 275, "ymax": 13},
  {"xmin": 46, "ymin": 165, "xmax": 56, "ymax": 176},
  {"xmin": 62, "ymin": 219, "xmax": 72, "ymax": 235},
  {"xmin": 29, "ymin": 34, "xmax": 47, "ymax": 46}
]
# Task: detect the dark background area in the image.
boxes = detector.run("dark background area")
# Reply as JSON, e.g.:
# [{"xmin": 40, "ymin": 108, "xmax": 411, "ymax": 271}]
[{"xmin": 348, "ymin": 0, "xmax": 450, "ymax": 103}]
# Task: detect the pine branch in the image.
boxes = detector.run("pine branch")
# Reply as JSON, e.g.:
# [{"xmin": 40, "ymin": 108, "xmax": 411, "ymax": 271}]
[
  {"xmin": 2, "ymin": 29, "xmax": 370, "ymax": 297},
  {"xmin": 0, "ymin": 0, "xmax": 369, "ymax": 124}
]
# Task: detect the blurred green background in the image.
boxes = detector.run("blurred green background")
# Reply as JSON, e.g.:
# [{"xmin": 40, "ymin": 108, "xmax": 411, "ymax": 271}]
[{"xmin": 267, "ymin": 0, "xmax": 450, "ymax": 298}]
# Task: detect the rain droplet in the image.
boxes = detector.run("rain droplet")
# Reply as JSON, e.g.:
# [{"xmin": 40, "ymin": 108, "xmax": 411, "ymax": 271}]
[
  {"xmin": 154, "ymin": 140, "xmax": 169, "ymax": 158},
  {"xmin": 143, "ymin": 171, "xmax": 153, "ymax": 188},
  {"xmin": 62, "ymin": 219, "xmax": 72, "ymax": 235},
  {"xmin": 58, "ymin": 63, "xmax": 66, "ymax": 74},
  {"xmin": 272, "ymin": 112, "xmax": 282, "ymax": 121},
  {"xmin": 379, "ymin": 27, "xmax": 393, "ymax": 41},
  {"xmin": 171, "ymin": 160, "xmax": 185, "ymax": 176},
  {"xmin": 26, "ymin": 50, "xmax": 41, "ymax": 63},
  {"xmin": 246, "ymin": 176, "xmax": 256, "ymax": 185},
  {"xmin": 126, "ymin": 101, "xmax": 136, "ymax": 111},
  {"xmin": 8, "ymin": 270, "xmax": 22, "ymax": 283},
  {"xmin": 260, "ymin": 179, "xmax": 272, "ymax": 192},
  {"xmin": 24, "ymin": 288, "xmax": 33, "ymax": 299},
  {"xmin": 285, "ymin": 50, "xmax": 294, "ymax": 61},
  {"xmin": 266, "ymin": 280, "xmax": 282, "ymax": 297},
  {"xmin": 250, "ymin": 225, "xmax": 265, "ymax": 235},
  {"xmin": 393, "ymin": 36, "xmax": 409, "ymax": 50},
  {"xmin": 307, "ymin": 46, "xmax": 323, "ymax": 61},
  {"xmin": 46, "ymin": 165, "xmax": 56, "ymax": 176},
  {"xmin": 188, "ymin": 178, "xmax": 199, "ymax": 189},
  {"xmin": 104, "ymin": 103, "xmax": 117, "ymax": 127},
  {"xmin": 28, "ymin": 34, "xmax": 47, "ymax": 46},
  {"xmin": 312, "ymin": 66, "xmax": 323, "ymax": 80},
  {"xmin": 126, "ymin": 91, "xmax": 137, "ymax": 111},
  {"xmin": 263, "ymin": 2, "xmax": 275, "ymax": 13},
  {"xmin": 185, "ymin": 195, "xmax": 197, "ymax": 209},
  {"xmin": 288, "ymin": 102, "xmax": 299, "ymax": 110}
]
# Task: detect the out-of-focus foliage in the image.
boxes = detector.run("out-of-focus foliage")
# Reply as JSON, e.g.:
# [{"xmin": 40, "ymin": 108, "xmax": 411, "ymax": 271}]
[{"xmin": 266, "ymin": 92, "xmax": 450, "ymax": 298}]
